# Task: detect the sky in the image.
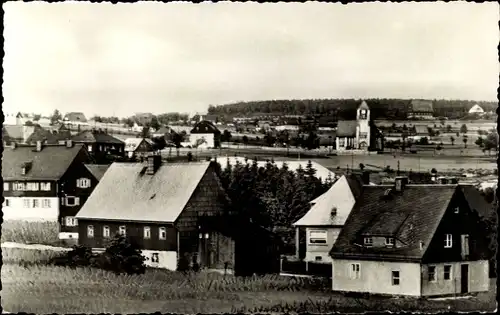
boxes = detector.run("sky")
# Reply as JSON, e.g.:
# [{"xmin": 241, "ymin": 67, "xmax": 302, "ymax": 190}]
[{"xmin": 3, "ymin": 2, "xmax": 499, "ymax": 118}]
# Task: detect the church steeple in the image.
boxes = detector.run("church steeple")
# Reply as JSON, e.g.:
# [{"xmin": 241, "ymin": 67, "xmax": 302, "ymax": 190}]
[{"xmin": 357, "ymin": 100, "xmax": 370, "ymax": 121}]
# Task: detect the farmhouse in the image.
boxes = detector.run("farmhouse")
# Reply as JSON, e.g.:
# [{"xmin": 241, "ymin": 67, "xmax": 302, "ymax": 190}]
[
  {"xmin": 293, "ymin": 174, "xmax": 365, "ymax": 263},
  {"xmin": 124, "ymin": 138, "xmax": 155, "ymax": 159},
  {"xmin": 408, "ymin": 99, "xmax": 434, "ymax": 119},
  {"xmin": 151, "ymin": 126, "xmax": 176, "ymax": 141},
  {"xmin": 330, "ymin": 179, "xmax": 490, "ymax": 297},
  {"xmin": 335, "ymin": 101, "xmax": 384, "ymax": 151},
  {"xmin": 1, "ymin": 141, "xmax": 103, "ymax": 241},
  {"xmin": 75, "ymin": 155, "xmax": 280, "ymax": 275},
  {"xmin": 190, "ymin": 121, "xmax": 221, "ymax": 148},
  {"xmin": 25, "ymin": 126, "xmax": 71, "ymax": 145},
  {"xmin": 468, "ymin": 104, "xmax": 485, "ymax": 115},
  {"xmin": 71, "ymin": 129, "xmax": 125, "ymax": 160},
  {"xmin": 64, "ymin": 112, "xmax": 88, "ymax": 125}
]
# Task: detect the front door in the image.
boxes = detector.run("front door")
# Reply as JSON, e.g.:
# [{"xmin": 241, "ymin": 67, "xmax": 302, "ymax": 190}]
[
  {"xmin": 198, "ymin": 231, "xmax": 212, "ymax": 269},
  {"xmin": 461, "ymin": 264, "xmax": 469, "ymax": 293}
]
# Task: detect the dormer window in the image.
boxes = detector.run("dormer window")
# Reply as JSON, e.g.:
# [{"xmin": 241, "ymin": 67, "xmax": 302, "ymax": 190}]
[
  {"xmin": 385, "ymin": 237, "xmax": 395, "ymax": 247},
  {"xmin": 364, "ymin": 237, "xmax": 373, "ymax": 247}
]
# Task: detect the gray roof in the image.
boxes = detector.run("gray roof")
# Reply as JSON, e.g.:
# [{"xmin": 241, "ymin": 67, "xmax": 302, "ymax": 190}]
[
  {"xmin": 71, "ymin": 130, "xmax": 124, "ymax": 144},
  {"xmin": 336, "ymin": 120, "xmax": 357, "ymax": 137},
  {"xmin": 84, "ymin": 164, "xmax": 111, "ymax": 181},
  {"xmin": 26, "ymin": 127, "xmax": 71, "ymax": 144},
  {"xmin": 64, "ymin": 112, "xmax": 87, "ymax": 123},
  {"xmin": 2, "ymin": 144, "xmax": 87, "ymax": 180},
  {"xmin": 190, "ymin": 121, "xmax": 220, "ymax": 134},
  {"xmin": 76, "ymin": 162, "xmax": 212, "ymax": 223},
  {"xmin": 409, "ymin": 100, "xmax": 434, "ymax": 113}
]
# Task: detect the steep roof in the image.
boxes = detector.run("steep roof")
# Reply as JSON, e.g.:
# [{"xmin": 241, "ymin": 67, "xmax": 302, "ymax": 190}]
[
  {"xmin": 124, "ymin": 138, "xmax": 154, "ymax": 152},
  {"xmin": 3, "ymin": 125, "xmax": 25, "ymax": 140},
  {"xmin": 330, "ymin": 185, "xmax": 458, "ymax": 262},
  {"xmin": 64, "ymin": 112, "xmax": 87, "ymax": 123},
  {"xmin": 152, "ymin": 126, "xmax": 175, "ymax": 135},
  {"xmin": 190, "ymin": 121, "xmax": 220, "ymax": 134},
  {"xmin": 409, "ymin": 100, "xmax": 434, "ymax": 113},
  {"xmin": 84, "ymin": 164, "xmax": 111, "ymax": 181},
  {"xmin": 71, "ymin": 130, "xmax": 124, "ymax": 144},
  {"xmin": 76, "ymin": 162, "xmax": 212, "ymax": 223},
  {"xmin": 336, "ymin": 120, "xmax": 357, "ymax": 137},
  {"xmin": 293, "ymin": 175, "xmax": 361, "ymax": 226},
  {"xmin": 461, "ymin": 185, "xmax": 494, "ymax": 219},
  {"xmin": 358, "ymin": 100, "xmax": 369, "ymax": 110},
  {"xmin": 25, "ymin": 127, "xmax": 71, "ymax": 144},
  {"xmin": 468, "ymin": 104, "xmax": 484, "ymax": 113},
  {"xmin": 2, "ymin": 144, "xmax": 87, "ymax": 180}
]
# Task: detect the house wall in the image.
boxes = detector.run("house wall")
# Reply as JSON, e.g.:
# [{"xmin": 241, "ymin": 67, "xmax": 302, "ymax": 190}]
[
  {"xmin": 2, "ymin": 197, "xmax": 59, "ymax": 221},
  {"xmin": 332, "ymin": 259, "xmax": 421, "ymax": 296},
  {"xmin": 142, "ymin": 249, "xmax": 178, "ymax": 271},
  {"xmin": 305, "ymin": 227, "xmax": 341, "ymax": 263},
  {"xmin": 190, "ymin": 133, "xmax": 215, "ymax": 148},
  {"xmin": 421, "ymin": 261, "xmax": 489, "ymax": 296},
  {"xmin": 356, "ymin": 108, "xmax": 371, "ymax": 149}
]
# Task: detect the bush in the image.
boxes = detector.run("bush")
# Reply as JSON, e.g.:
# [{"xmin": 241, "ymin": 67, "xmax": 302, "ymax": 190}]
[
  {"xmin": 1, "ymin": 220, "xmax": 61, "ymax": 246},
  {"xmin": 51, "ymin": 245, "xmax": 95, "ymax": 267},
  {"xmin": 99, "ymin": 235, "xmax": 146, "ymax": 275}
]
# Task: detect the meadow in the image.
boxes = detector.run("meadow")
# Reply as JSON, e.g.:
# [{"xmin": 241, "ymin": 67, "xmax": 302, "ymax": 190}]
[
  {"xmin": 1, "ymin": 220, "xmax": 62, "ymax": 246},
  {"xmin": 1, "ymin": 247, "xmax": 496, "ymax": 314}
]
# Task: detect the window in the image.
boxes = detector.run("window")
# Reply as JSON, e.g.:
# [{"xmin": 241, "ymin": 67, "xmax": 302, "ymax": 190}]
[
  {"xmin": 65, "ymin": 217, "xmax": 78, "ymax": 227},
  {"xmin": 4, "ymin": 198, "xmax": 11, "ymax": 207},
  {"xmin": 87, "ymin": 225, "xmax": 94, "ymax": 238},
  {"xmin": 315, "ymin": 256, "xmax": 322, "ymax": 261},
  {"xmin": 40, "ymin": 182, "xmax": 51, "ymax": 191},
  {"xmin": 444, "ymin": 265, "xmax": 452, "ymax": 280},
  {"xmin": 428, "ymin": 266, "xmax": 436, "ymax": 282},
  {"xmin": 444, "ymin": 234, "xmax": 453, "ymax": 248},
  {"xmin": 385, "ymin": 237, "xmax": 395, "ymax": 247},
  {"xmin": 309, "ymin": 230, "xmax": 327, "ymax": 244},
  {"xmin": 103, "ymin": 226, "xmax": 110, "ymax": 238},
  {"xmin": 87, "ymin": 145, "xmax": 93, "ymax": 152},
  {"xmin": 151, "ymin": 253, "xmax": 159, "ymax": 263},
  {"xmin": 14, "ymin": 183, "xmax": 26, "ymax": 191},
  {"xmin": 359, "ymin": 132, "xmax": 368, "ymax": 139},
  {"xmin": 26, "ymin": 182, "xmax": 39, "ymax": 191},
  {"xmin": 3, "ymin": 182, "xmax": 9, "ymax": 191},
  {"xmin": 42, "ymin": 199, "xmax": 51, "ymax": 208},
  {"xmin": 65, "ymin": 197, "xmax": 80, "ymax": 206},
  {"xmin": 392, "ymin": 271, "xmax": 400, "ymax": 285},
  {"xmin": 364, "ymin": 237, "xmax": 373, "ymax": 247},
  {"xmin": 32, "ymin": 199, "xmax": 40, "ymax": 208},
  {"xmin": 119, "ymin": 226, "xmax": 126, "ymax": 236},
  {"xmin": 23, "ymin": 198, "xmax": 31, "ymax": 208},
  {"xmin": 360, "ymin": 109, "xmax": 367, "ymax": 119},
  {"xmin": 454, "ymin": 207, "xmax": 460, "ymax": 214},
  {"xmin": 461, "ymin": 234, "xmax": 470, "ymax": 256},
  {"xmin": 144, "ymin": 226, "xmax": 151, "ymax": 239},
  {"xmin": 339, "ymin": 138, "xmax": 345, "ymax": 147},
  {"xmin": 350, "ymin": 263, "xmax": 361, "ymax": 279},
  {"xmin": 159, "ymin": 227, "xmax": 166, "ymax": 240},
  {"xmin": 76, "ymin": 178, "xmax": 91, "ymax": 189}
]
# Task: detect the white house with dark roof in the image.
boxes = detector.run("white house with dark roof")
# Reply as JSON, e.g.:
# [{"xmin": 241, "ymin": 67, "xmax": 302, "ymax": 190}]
[
  {"xmin": 293, "ymin": 174, "xmax": 365, "ymax": 263},
  {"xmin": 408, "ymin": 99, "xmax": 434, "ymax": 119},
  {"xmin": 330, "ymin": 179, "xmax": 490, "ymax": 297}
]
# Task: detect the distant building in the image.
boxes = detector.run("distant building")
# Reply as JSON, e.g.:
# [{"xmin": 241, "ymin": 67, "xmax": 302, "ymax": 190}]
[
  {"xmin": 330, "ymin": 179, "xmax": 490, "ymax": 297},
  {"xmin": 124, "ymin": 138, "xmax": 155, "ymax": 159},
  {"xmin": 64, "ymin": 112, "xmax": 88, "ymax": 125},
  {"xmin": 199, "ymin": 114, "xmax": 218, "ymax": 124},
  {"xmin": 2, "ymin": 141, "xmax": 101, "ymax": 241},
  {"xmin": 335, "ymin": 101, "xmax": 383, "ymax": 151},
  {"xmin": 151, "ymin": 126, "xmax": 176, "ymax": 141},
  {"xmin": 408, "ymin": 100, "xmax": 434, "ymax": 119},
  {"xmin": 71, "ymin": 129, "xmax": 125, "ymax": 161},
  {"xmin": 25, "ymin": 126, "xmax": 71, "ymax": 145},
  {"xmin": 2, "ymin": 125, "xmax": 37, "ymax": 145},
  {"xmin": 76, "ymin": 157, "xmax": 281, "ymax": 275},
  {"xmin": 190, "ymin": 121, "xmax": 221, "ymax": 148},
  {"xmin": 468, "ymin": 104, "xmax": 485, "ymax": 115},
  {"xmin": 293, "ymin": 174, "xmax": 365, "ymax": 263}
]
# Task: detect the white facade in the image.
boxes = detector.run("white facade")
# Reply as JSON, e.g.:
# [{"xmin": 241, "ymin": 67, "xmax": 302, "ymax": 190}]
[
  {"xmin": 468, "ymin": 104, "xmax": 485, "ymax": 114},
  {"xmin": 2, "ymin": 197, "xmax": 59, "ymax": 221},
  {"xmin": 190, "ymin": 133, "xmax": 215, "ymax": 148},
  {"xmin": 336, "ymin": 101, "xmax": 371, "ymax": 151},
  {"xmin": 304, "ymin": 227, "xmax": 341, "ymax": 263},
  {"xmin": 142, "ymin": 249, "xmax": 178, "ymax": 270}
]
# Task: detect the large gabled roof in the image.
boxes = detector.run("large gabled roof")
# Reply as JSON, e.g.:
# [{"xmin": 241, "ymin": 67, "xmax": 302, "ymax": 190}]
[
  {"xmin": 190, "ymin": 121, "xmax": 220, "ymax": 134},
  {"xmin": 64, "ymin": 112, "xmax": 87, "ymax": 123},
  {"xmin": 71, "ymin": 129, "xmax": 124, "ymax": 144},
  {"xmin": 336, "ymin": 120, "xmax": 357, "ymax": 137},
  {"xmin": 76, "ymin": 162, "xmax": 212, "ymax": 223},
  {"xmin": 2, "ymin": 144, "xmax": 87, "ymax": 180},
  {"xmin": 25, "ymin": 127, "xmax": 71, "ymax": 144},
  {"xmin": 330, "ymin": 185, "xmax": 458, "ymax": 262},
  {"xmin": 84, "ymin": 164, "xmax": 111, "ymax": 181},
  {"xmin": 124, "ymin": 138, "xmax": 154, "ymax": 152}
]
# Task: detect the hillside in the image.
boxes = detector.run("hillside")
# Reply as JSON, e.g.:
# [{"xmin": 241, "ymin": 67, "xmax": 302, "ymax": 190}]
[{"xmin": 207, "ymin": 99, "xmax": 497, "ymax": 121}]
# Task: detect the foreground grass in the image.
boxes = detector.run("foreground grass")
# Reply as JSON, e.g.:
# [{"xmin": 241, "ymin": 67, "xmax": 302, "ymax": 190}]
[{"xmin": 2, "ymin": 262, "xmax": 496, "ymax": 314}]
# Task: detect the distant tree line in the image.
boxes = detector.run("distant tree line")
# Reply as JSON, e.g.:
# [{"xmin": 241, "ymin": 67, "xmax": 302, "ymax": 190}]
[{"xmin": 207, "ymin": 99, "xmax": 497, "ymax": 120}]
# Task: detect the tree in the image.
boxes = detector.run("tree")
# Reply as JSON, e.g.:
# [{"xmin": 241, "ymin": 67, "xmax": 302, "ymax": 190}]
[
  {"xmin": 483, "ymin": 132, "xmax": 498, "ymax": 155},
  {"xmin": 446, "ymin": 125, "xmax": 452, "ymax": 132},
  {"xmin": 359, "ymin": 163, "xmax": 365, "ymax": 171},
  {"xmin": 99, "ymin": 235, "xmax": 146, "ymax": 275},
  {"xmin": 463, "ymin": 136, "xmax": 468, "ymax": 148},
  {"xmin": 475, "ymin": 137, "xmax": 484, "ymax": 148},
  {"xmin": 140, "ymin": 126, "xmax": 150, "ymax": 138},
  {"xmin": 50, "ymin": 109, "xmax": 62, "ymax": 125},
  {"xmin": 124, "ymin": 118, "xmax": 134, "ymax": 128},
  {"xmin": 450, "ymin": 136, "xmax": 455, "ymax": 146},
  {"xmin": 24, "ymin": 120, "xmax": 34, "ymax": 126},
  {"xmin": 150, "ymin": 116, "xmax": 161, "ymax": 131},
  {"xmin": 460, "ymin": 124, "xmax": 468, "ymax": 134},
  {"xmin": 172, "ymin": 133, "xmax": 183, "ymax": 156},
  {"xmin": 222, "ymin": 130, "xmax": 232, "ymax": 147},
  {"xmin": 440, "ymin": 118, "xmax": 446, "ymax": 125},
  {"xmin": 242, "ymin": 135, "xmax": 249, "ymax": 147}
]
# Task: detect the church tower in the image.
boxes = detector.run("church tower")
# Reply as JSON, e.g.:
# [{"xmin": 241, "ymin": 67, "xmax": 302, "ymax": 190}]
[{"xmin": 356, "ymin": 101, "xmax": 371, "ymax": 149}]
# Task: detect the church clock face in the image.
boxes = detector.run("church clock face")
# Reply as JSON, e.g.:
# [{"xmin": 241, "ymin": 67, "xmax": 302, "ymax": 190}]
[{"xmin": 360, "ymin": 109, "xmax": 367, "ymax": 119}]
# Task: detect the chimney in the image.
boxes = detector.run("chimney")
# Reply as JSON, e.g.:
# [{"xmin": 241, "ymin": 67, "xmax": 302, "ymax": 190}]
[
  {"xmin": 36, "ymin": 140, "xmax": 43, "ymax": 152},
  {"xmin": 66, "ymin": 140, "xmax": 73, "ymax": 148},
  {"xmin": 146, "ymin": 152, "xmax": 162, "ymax": 175},
  {"xmin": 394, "ymin": 176, "xmax": 408, "ymax": 192},
  {"xmin": 362, "ymin": 171, "xmax": 370, "ymax": 185},
  {"xmin": 419, "ymin": 241, "xmax": 424, "ymax": 251}
]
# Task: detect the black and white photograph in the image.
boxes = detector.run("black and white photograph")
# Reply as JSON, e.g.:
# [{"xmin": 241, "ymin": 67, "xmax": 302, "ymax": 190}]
[{"xmin": 1, "ymin": 1, "xmax": 498, "ymax": 313}]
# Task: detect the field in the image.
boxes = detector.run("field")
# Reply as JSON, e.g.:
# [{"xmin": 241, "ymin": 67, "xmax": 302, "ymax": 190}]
[
  {"xmin": 2, "ymin": 257, "xmax": 496, "ymax": 314},
  {"xmin": 1, "ymin": 220, "xmax": 61, "ymax": 246}
]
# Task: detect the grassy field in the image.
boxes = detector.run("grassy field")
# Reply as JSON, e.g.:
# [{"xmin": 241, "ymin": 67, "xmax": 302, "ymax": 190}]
[
  {"xmin": 1, "ymin": 220, "xmax": 62, "ymax": 246},
  {"xmin": 2, "ymin": 261, "xmax": 496, "ymax": 314}
]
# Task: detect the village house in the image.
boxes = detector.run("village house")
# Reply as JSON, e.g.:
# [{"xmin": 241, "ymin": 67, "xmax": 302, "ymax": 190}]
[
  {"xmin": 468, "ymin": 104, "xmax": 485, "ymax": 115},
  {"xmin": 330, "ymin": 178, "xmax": 490, "ymax": 297},
  {"xmin": 75, "ymin": 155, "xmax": 280, "ymax": 275},
  {"xmin": 71, "ymin": 129, "xmax": 125, "ymax": 160},
  {"xmin": 335, "ymin": 101, "xmax": 384, "ymax": 151},
  {"xmin": 190, "ymin": 121, "xmax": 221, "ymax": 148},
  {"xmin": 124, "ymin": 138, "xmax": 155, "ymax": 159},
  {"xmin": 25, "ymin": 126, "xmax": 72, "ymax": 145},
  {"xmin": 198, "ymin": 114, "xmax": 218, "ymax": 125},
  {"xmin": 151, "ymin": 126, "xmax": 176, "ymax": 141},
  {"xmin": 407, "ymin": 99, "xmax": 435, "ymax": 119},
  {"xmin": 293, "ymin": 174, "xmax": 365, "ymax": 263},
  {"xmin": 1, "ymin": 141, "xmax": 105, "ymax": 241}
]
